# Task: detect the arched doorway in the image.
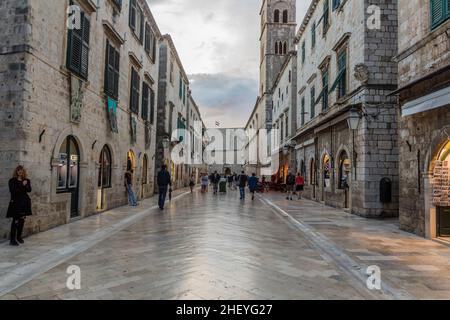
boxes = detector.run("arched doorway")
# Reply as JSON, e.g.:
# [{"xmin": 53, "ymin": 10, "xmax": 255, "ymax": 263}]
[
  {"xmin": 97, "ymin": 146, "xmax": 112, "ymax": 211},
  {"xmin": 432, "ymin": 140, "xmax": 450, "ymax": 237},
  {"xmin": 56, "ymin": 136, "xmax": 80, "ymax": 218},
  {"xmin": 338, "ymin": 151, "xmax": 351, "ymax": 208}
]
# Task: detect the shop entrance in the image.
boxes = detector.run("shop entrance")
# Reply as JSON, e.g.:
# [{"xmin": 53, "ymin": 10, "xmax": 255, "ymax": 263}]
[
  {"xmin": 438, "ymin": 207, "xmax": 450, "ymax": 237},
  {"xmin": 57, "ymin": 136, "xmax": 80, "ymax": 218},
  {"xmin": 432, "ymin": 140, "xmax": 450, "ymax": 238}
]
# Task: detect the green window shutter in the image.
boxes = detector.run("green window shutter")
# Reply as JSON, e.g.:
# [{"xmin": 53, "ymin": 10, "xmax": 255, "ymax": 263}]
[
  {"xmin": 130, "ymin": 68, "xmax": 140, "ymax": 114},
  {"xmin": 302, "ymin": 41, "xmax": 306, "ymax": 63},
  {"xmin": 144, "ymin": 23, "xmax": 151, "ymax": 53},
  {"xmin": 312, "ymin": 22, "xmax": 316, "ymax": 48},
  {"xmin": 329, "ymin": 68, "xmax": 345, "ymax": 93},
  {"xmin": 323, "ymin": 0, "xmax": 330, "ymax": 31},
  {"xmin": 310, "ymin": 87, "xmax": 316, "ymax": 118},
  {"xmin": 104, "ymin": 41, "xmax": 111, "ymax": 96},
  {"xmin": 141, "ymin": 82, "xmax": 149, "ymax": 120},
  {"xmin": 322, "ymin": 71, "xmax": 329, "ymax": 110},
  {"xmin": 80, "ymin": 14, "xmax": 90, "ymax": 79},
  {"xmin": 150, "ymin": 88, "xmax": 155, "ymax": 124},
  {"xmin": 114, "ymin": 49, "xmax": 120, "ymax": 98},
  {"xmin": 301, "ymin": 98, "xmax": 305, "ymax": 125},
  {"xmin": 129, "ymin": 0, "xmax": 136, "ymax": 30},
  {"xmin": 431, "ymin": 0, "xmax": 449, "ymax": 29},
  {"xmin": 105, "ymin": 42, "xmax": 120, "ymax": 99}
]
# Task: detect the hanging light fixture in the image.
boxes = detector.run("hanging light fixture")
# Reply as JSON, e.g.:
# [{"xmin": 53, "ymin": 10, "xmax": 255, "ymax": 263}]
[{"xmin": 347, "ymin": 107, "xmax": 361, "ymax": 131}]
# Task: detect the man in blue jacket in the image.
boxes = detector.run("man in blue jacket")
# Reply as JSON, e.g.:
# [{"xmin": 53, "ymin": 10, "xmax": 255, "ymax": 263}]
[
  {"xmin": 157, "ymin": 165, "xmax": 172, "ymax": 210},
  {"xmin": 248, "ymin": 173, "xmax": 259, "ymax": 201}
]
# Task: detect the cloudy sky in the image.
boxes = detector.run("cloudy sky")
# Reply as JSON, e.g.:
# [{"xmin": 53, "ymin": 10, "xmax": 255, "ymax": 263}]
[{"xmin": 147, "ymin": 0, "xmax": 310, "ymax": 128}]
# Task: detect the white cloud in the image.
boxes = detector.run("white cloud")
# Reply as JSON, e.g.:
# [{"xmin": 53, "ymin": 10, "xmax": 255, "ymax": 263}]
[{"xmin": 147, "ymin": 0, "xmax": 311, "ymax": 127}]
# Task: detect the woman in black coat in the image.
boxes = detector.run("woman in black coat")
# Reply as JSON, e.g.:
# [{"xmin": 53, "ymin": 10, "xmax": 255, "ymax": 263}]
[{"xmin": 7, "ymin": 165, "xmax": 32, "ymax": 246}]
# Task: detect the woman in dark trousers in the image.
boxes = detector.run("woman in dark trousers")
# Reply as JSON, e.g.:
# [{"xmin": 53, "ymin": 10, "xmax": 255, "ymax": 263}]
[{"xmin": 7, "ymin": 166, "xmax": 32, "ymax": 246}]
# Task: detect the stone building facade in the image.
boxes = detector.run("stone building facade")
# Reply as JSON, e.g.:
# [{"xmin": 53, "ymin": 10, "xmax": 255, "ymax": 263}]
[
  {"xmin": 395, "ymin": 0, "xmax": 450, "ymax": 238},
  {"xmin": 0, "ymin": 0, "xmax": 163, "ymax": 239},
  {"xmin": 245, "ymin": 0, "xmax": 296, "ymax": 177},
  {"xmin": 293, "ymin": 0, "xmax": 399, "ymax": 217},
  {"xmin": 271, "ymin": 52, "xmax": 298, "ymax": 183},
  {"xmin": 154, "ymin": 35, "xmax": 197, "ymax": 190}
]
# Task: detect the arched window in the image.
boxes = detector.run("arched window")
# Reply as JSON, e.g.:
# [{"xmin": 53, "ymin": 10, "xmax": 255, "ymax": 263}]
[
  {"xmin": 274, "ymin": 9, "xmax": 280, "ymax": 23},
  {"xmin": 283, "ymin": 10, "xmax": 288, "ymax": 23},
  {"xmin": 338, "ymin": 151, "xmax": 350, "ymax": 189},
  {"xmin": 283, "ymin": 42, "xmax": 287, "ymax": 54},
  {"xmin": 275, "ymin": 41, "xmax": 279, "ymax": 54},
  {"xmin": 98, "ymin": 146, "xmax": 112, "ymax": 189},
  {"xmin": 57, "ymin": 136, "xmax": 80, "ymax": 191},
  {"xmin": 278, "ymin": 42, "xmax": 283, "ymax": 55}
]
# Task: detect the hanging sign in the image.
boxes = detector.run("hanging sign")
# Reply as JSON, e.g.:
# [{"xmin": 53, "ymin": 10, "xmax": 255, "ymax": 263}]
[{"xmin": 107, "ymin": 97, "xmax": 119, "ymax": 133}]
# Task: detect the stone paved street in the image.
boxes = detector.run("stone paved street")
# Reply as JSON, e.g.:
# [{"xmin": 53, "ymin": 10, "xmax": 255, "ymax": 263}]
[{"xmin": 1, "ymin": 188, "xmax": 450, "ymax": 300}]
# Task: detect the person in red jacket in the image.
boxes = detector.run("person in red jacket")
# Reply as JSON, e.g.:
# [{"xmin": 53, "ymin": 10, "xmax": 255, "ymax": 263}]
[{"xmin": 295, "ymin": 173, "xmax": 305, "ymax": 200}]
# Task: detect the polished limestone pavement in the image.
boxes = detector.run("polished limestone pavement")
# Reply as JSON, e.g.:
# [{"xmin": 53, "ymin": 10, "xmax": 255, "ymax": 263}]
[{"xmin": 1, "ymin": 188, "xmax": 450, "ymax": 300}]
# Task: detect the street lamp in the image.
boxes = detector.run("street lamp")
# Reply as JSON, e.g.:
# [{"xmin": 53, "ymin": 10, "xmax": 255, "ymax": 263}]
[
  {"xmin": 348, "ymin": 106, "xmax": 361, "ymax": 180},
  {"xmin": 347, "ymin": 107, "xmax": 361, "ymax": 130}
]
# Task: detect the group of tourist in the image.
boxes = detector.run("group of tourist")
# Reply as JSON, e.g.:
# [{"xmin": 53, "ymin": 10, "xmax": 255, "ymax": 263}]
[{"xmin": 4, "ymin": 163, "xmax": 306, "ymax": 246}]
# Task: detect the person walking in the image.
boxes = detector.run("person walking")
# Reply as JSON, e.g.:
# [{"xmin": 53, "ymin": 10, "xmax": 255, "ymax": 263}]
[
  {"xmin": 211, "ymin": 171, "xmax": 220, "ymax": 195},
  {"xmin": 201, "ymin": 173, "xmax": 209, "ymax": 193},
  {"xmin": 124, "ymin": 170, "xmax": 138, "ymax": 207},
  {"xmin": 189, "ymin": 174, "xmax": 195, "ymax": 193},
  {"xmin": 7, "ymin": 166, "xmax": 32, "ymax": 246},
  {"xmin": 286, "ymin": 171, "xmax": 296, "ymax": 200},
  {"xmin": 157, "ymin": 165, "xmax": 172, "ymax": 210},
  {"xmin": 238, "ymin": 171, "xmax": 248, "ymax": 200},
  {"xmin": 227, "ymin": 174, "xmax": 234, "ymax": 189},
  {"xmin": 234, "ymin": 173, "xmax": 239, "ymax": 190},
  {"xmin": 295, "ymin": 173, "xmax": 305, "ymax": 200},
  {"xmin": 248, "ymin": 173, "xmax": 259, "ymax": 201}
]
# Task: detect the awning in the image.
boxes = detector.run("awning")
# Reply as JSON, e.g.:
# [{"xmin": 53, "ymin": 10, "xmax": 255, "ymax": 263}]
[{"xmin": 402, "ymin": 86, "xmax": 450, "ymax": 117}]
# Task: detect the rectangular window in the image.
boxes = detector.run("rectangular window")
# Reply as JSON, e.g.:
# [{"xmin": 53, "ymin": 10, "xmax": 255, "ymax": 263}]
[
  {"xmin": 67, "ymin": 11, "xmax": 90, "ymax": 79},
  {"xmin": 285, "ymin": 115, "xmax": 289, "ymax": 138},
  {"xmin": 311, "ymin": 22, "xmax": 316, "ymax": 48},
  {"xmin": 129, "ymin": 0, "xmax": 143, "ymax": 42},
  {"xmin": 323, "ymin": 0, "xmax": 330, "ymax": 34},
  {"xmin": 130, "ymin": 68, "xmax": 140, "ymax": 114},
  {"xmin": 329, "ymin": 49, "xmax": 348, "ymax": 99},
  {"xmin": 150, "ymin": 88, "xmax": 155, "ymax": 124},
  {"xmin": 301, "ymin": 97, "xmax": 305, "ymax": 125},
  {"xmin": 302, "ymin": 41, "xmax": 306, "ymax": 63},
  {"xmin": 322, "ymin": 68, "xmax": 329, "ymax": 111},
  {"xmin": 337, "ymin": 50, "xmax": 347, "ymax": 98},
  {"xmin": 144, "ymin": 23, "xmax": 151, "ymax": 53},
  {"xmin": 431, "ymin": 0, "xmax": 450, "ymax": 29},
  {"xmin": 310, "ymin": 86, "xmax": 316, "ymax": 119},
  {"xmin": 179, "ymin": 75, "xmax": 183, "ymax": 99},
  {"xmin": 141, "ymin": 82, "xmax": 149, "ymax": 120},
  {"xmin": 104, "ymin": 40, "xmax": 120, "ymax": 99}
]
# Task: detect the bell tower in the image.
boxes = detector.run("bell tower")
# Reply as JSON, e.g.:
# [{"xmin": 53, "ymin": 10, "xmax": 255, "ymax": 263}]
[{"xmin": 259, "ymin": 0, "xmax": 296, "ymax": 96}]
